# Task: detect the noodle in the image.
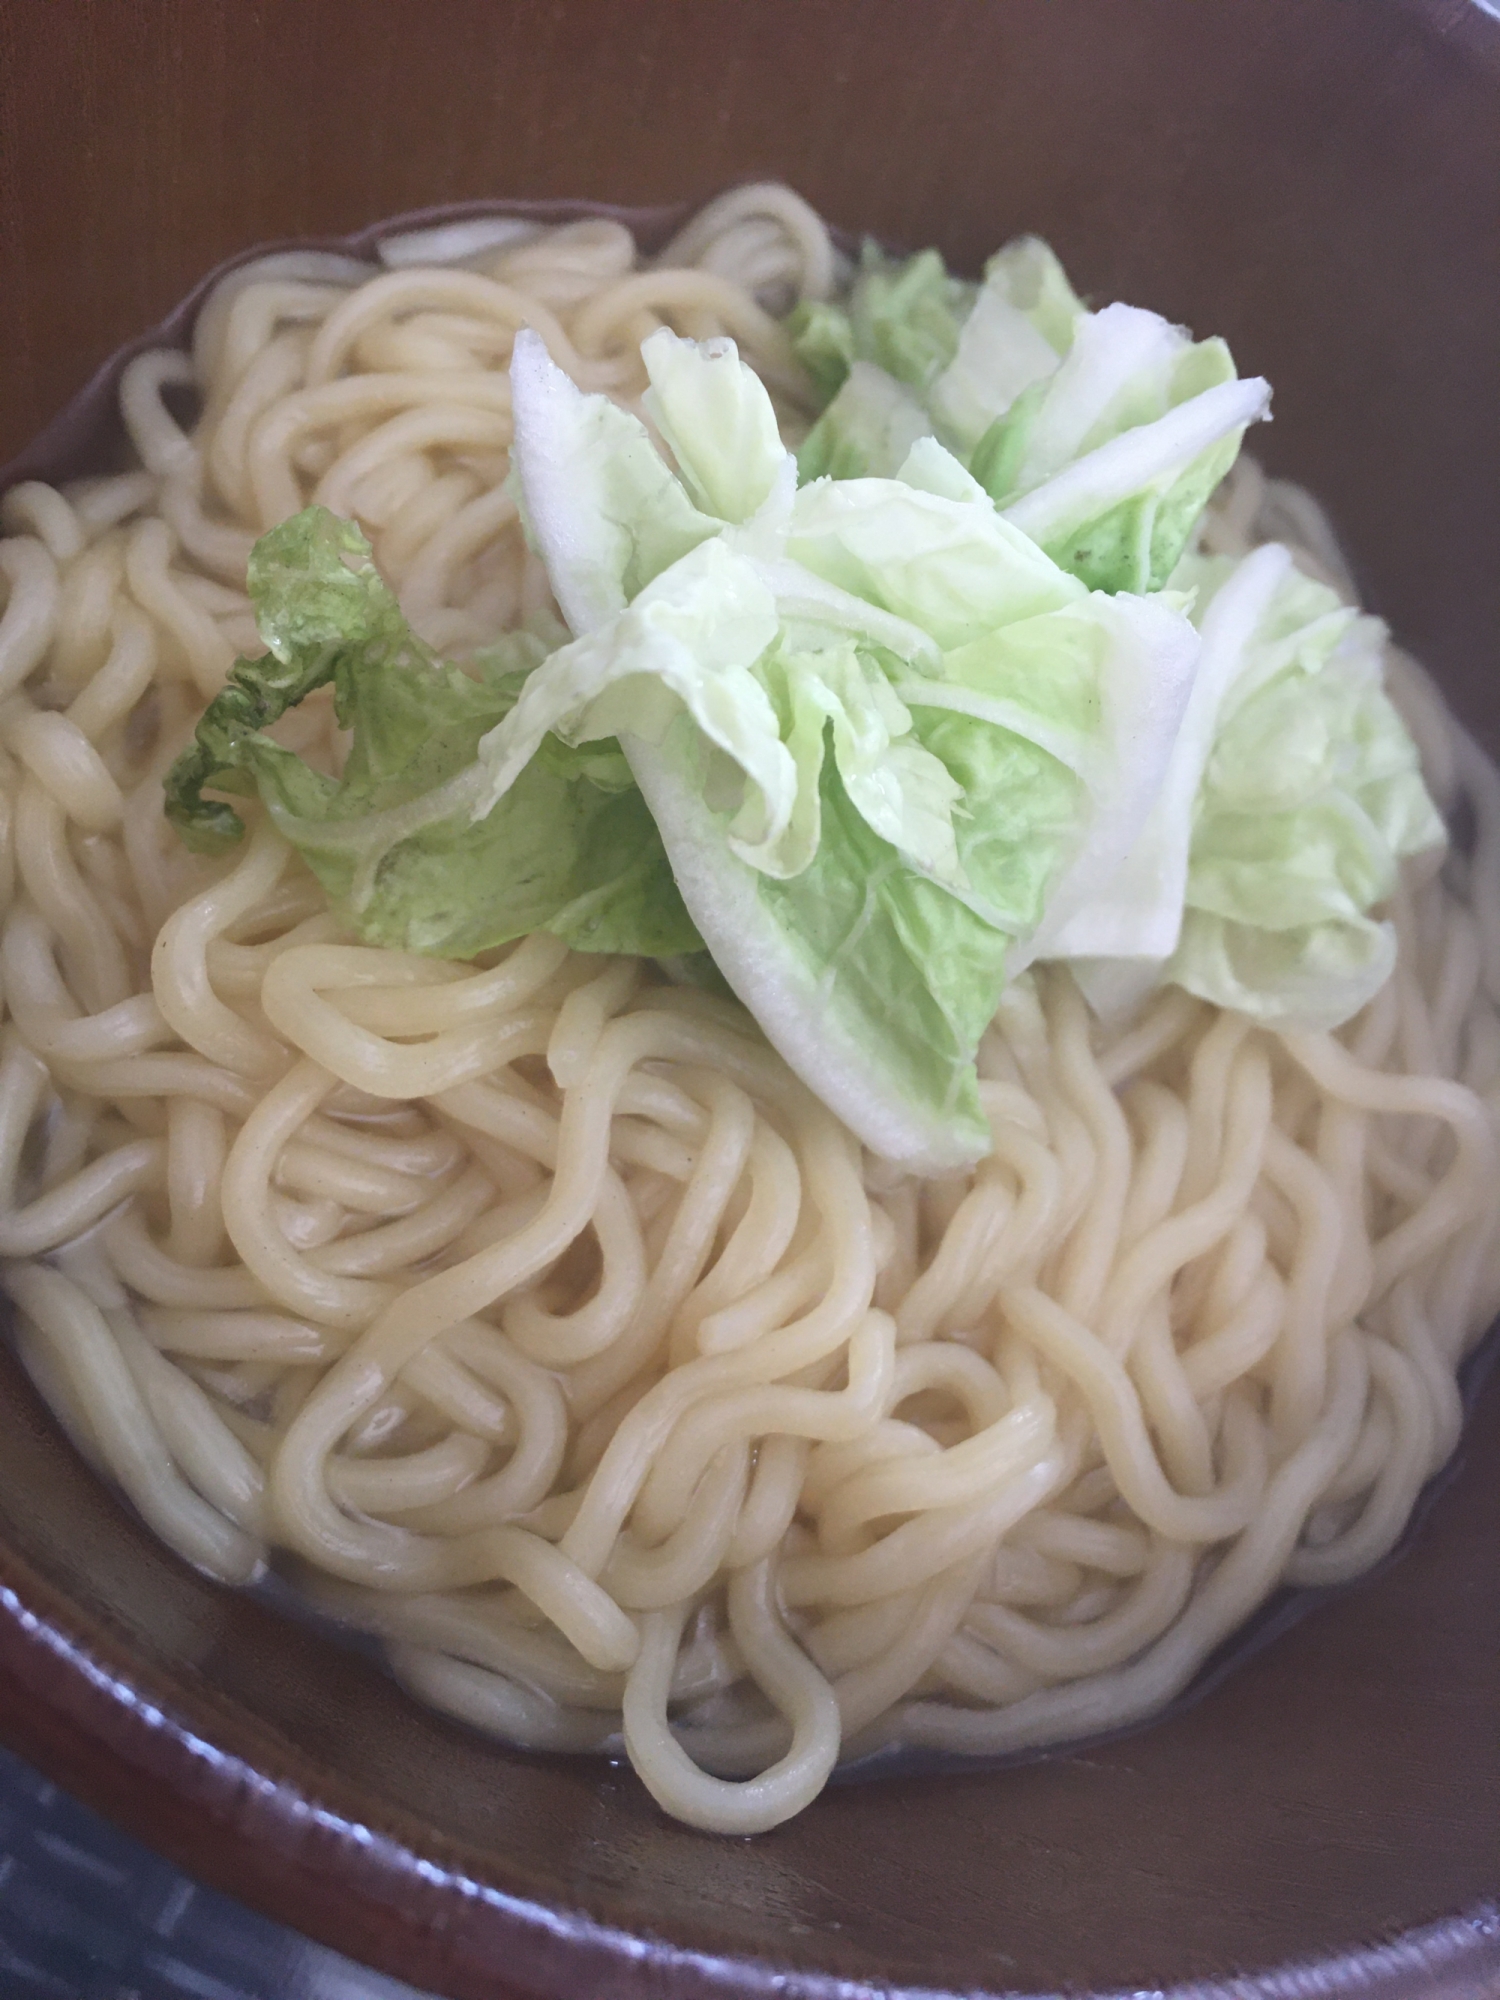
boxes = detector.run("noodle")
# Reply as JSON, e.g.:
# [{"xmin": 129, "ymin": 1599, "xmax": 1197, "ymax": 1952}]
[{"xmin": 1, "ymin": 184, "xmax": 1498, "ymax": 1836}]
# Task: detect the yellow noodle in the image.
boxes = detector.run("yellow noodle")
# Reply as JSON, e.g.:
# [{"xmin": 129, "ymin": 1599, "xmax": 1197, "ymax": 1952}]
[{"xmin": 0, "ymin": 191, "xmax": 1496, "ymax": 1836}]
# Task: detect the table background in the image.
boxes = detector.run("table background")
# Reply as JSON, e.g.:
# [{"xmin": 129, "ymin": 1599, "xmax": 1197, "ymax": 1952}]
[{"xmin": 0, "ymin": 1742, "xmax": 426, "ymax": 2000}]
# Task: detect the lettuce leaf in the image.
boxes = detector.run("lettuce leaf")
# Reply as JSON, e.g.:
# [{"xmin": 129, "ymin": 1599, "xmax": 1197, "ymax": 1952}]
[
  {"xmin": 163, "ymin": 507, "xmax": 422, "ymax": 858},
  {"xmin": 163, "ymin": 507, "xmax": 701, "ymax": 959},
  {"xmin": 1166, "ymin": 911, "xmax": 1401, "ymax": 1030},
  {"xmin": 919, "ymin": 590, "xmax": 1203, "ymax": 971}
]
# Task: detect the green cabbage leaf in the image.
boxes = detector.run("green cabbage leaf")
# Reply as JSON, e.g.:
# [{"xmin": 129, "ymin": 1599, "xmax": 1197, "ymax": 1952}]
[
  {"xmin": 163, "ymin": 506, "xmax": 701, "ymax": 959},
  {"xmin": 163, "ymin": 268, "xmax": 1434, "ymax": 1177},
  {"xmin": 796, "ymin": 362, "xmax": 933, "ymax": 484},
  {"xmin": 788, "ymin": 234, "xmax": 1270, "ymax": 598},
  {"xmin": 984, "ymin": 313, "xmax": 1271, "ymax": 593},
  {"xmin": 926, "ymin": 236, "xmax": 1085, "ymax": 458},
  {"xmin": 502, "ymin": 327, "xmax": 1201, "ymax": 1169},
  {"xmin": 1054, "ymin": 544, "xmax": 1445, "ymax": 1027},
  {"xmin": 786, "ymin": 244, "xmax": 976, "ymax": 405}
]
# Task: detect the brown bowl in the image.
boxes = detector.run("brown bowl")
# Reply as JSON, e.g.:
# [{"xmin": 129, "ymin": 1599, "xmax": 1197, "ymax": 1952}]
[{"xmin": 3, "ymin": 4, "xmax": 1500, "ymax": 1996}]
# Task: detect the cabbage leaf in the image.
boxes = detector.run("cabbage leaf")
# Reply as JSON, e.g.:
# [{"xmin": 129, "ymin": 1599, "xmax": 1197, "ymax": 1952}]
[
  {"xmin": 926, "ymin": 237, "xmax": 1084, "ymax": 458},
  {"xmin": 164, "ymin": 269, "xmax": 1424, "ymax": 1177},
  {"xmin": 500, "ymin": 329, "xmax": 1201, "ymax": 1169},
  {"xmin": 163, "ymin": 506, "xmax": 701, "ymax": 959},
  {"xmin": 796, "ymin": 362, "xmax": 933, "ymax": 484},
  {"xmin": 785, "ymin": 243, "xmax": 975, "ymax": 406},
  {"xmin": 785, "ymin": 234, "xmax": 1270, "ymax": 599},
  {"xmin": 1056, "ymin": 545, "xmax": 1445, "ymax": 1028}
]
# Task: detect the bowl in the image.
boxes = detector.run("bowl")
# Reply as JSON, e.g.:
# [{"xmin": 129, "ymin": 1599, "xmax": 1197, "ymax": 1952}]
[{"xmin": 3, "ymin": 4, "xmax": 1500, "ymax": 1996}]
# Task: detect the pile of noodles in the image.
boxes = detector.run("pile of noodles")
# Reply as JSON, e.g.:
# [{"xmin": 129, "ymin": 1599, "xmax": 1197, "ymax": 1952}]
[{"xmin": 0, "ymin": 185, "xmax": 1497, "ymax": 1834}]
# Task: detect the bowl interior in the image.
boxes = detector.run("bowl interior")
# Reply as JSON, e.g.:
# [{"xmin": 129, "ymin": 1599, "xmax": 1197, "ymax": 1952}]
[
  {"xmin": 2, "ymin": 5, "xmax": 1500, "ymax": 1997},
  {"xmin": 6, "ymin": 1335, "xmax": 1500, "ymax": 2000}
]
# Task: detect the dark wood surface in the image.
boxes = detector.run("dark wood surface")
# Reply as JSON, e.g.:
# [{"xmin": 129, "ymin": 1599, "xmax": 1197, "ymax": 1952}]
[{"xmin": 1, "ymin": 4, "xmax": 1499, "ymax": 1995}]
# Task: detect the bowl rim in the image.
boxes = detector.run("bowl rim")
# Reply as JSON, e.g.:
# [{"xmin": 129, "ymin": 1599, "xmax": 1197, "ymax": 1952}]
[
  {"xmin": 6, "ymin": 1516, "xmax": 1500, "ymax": 2000},
  {"xmin": 8, "ymin": 1507, "xmax": 1500, "ymax": 2000}
]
